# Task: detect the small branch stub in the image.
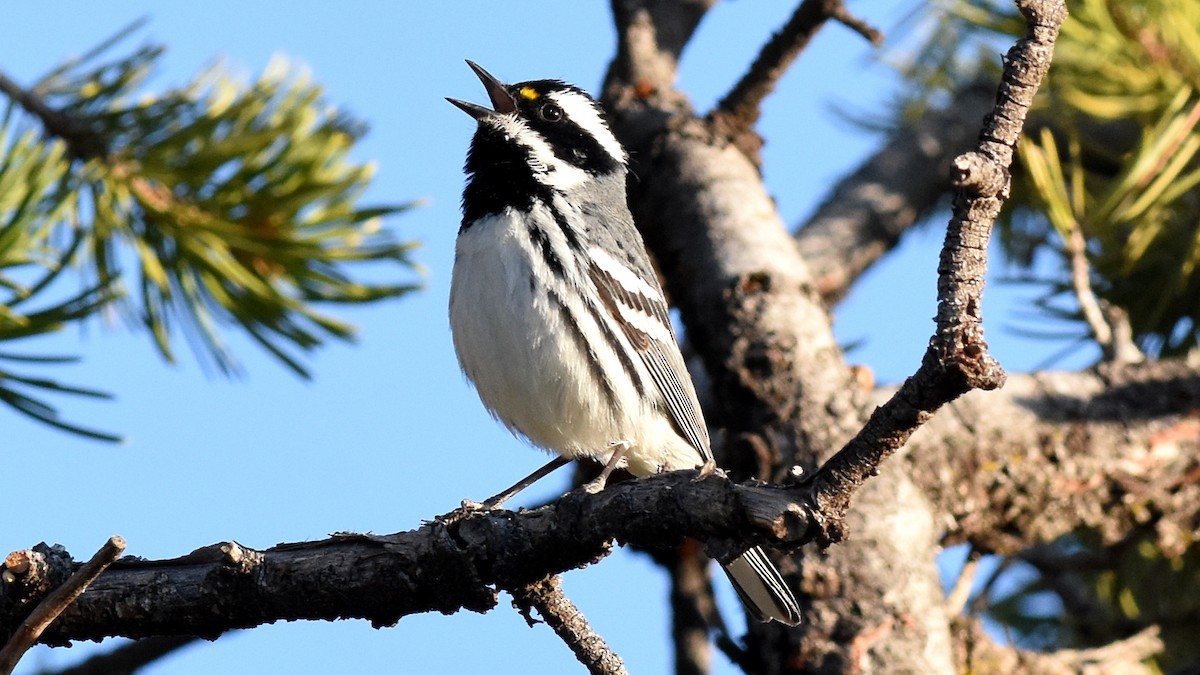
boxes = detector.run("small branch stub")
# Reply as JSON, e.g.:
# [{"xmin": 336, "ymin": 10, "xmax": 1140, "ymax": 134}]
[
  {"xmin": 0, "ymin": 536, "xmax": 126, "ymax": 675},
  {"xmin": 952, "ymin": 152, "xmax": 1007, "ymax": 198}
]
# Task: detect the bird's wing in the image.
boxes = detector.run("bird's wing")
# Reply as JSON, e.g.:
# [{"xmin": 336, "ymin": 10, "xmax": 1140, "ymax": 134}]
[{"xmin": 586, "ymin": 246, "xmax": 713, "ymax": 464}]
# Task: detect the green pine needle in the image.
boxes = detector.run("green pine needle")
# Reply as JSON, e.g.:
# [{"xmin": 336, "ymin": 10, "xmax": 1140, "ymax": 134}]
[
  {"xmin": 902, "ymin": 0, "xmax": 1200, "ymax": 357},
  {"xmin": 0, "ymin": 20, "xmax": 422, "ymax": 440}
]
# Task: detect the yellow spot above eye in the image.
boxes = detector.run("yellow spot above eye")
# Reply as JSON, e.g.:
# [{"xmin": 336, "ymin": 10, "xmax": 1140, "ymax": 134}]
[{"xmin": 518, "ymin": 87, "xmax": 540, "ymax": 101}]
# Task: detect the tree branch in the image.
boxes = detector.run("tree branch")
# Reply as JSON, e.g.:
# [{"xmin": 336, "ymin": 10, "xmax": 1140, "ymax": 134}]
[
  {"xmin": 901, "ymin": 360, "xmax": 1200, "ymax": 555},
  {"xmin": 708, "ymin": 0, "xmax": 882, "ymax": 163},
  {"xmin": 827, "ymin": 3, "xmax": 885, "ymax": 45},
  {"xmin": 47, "ymin": 636, "xmax": 200, "ymax": 675},
  {"xmin": 511, "ymin": 577, "xmax": 628, "ymax": 675},
  {"xmin": 0, "ymin": 473, "xmax": 822, "ymax": 646},
  {"xmin": 604, "ymin": 0, "xmax": 716, "ymax": 110},
  {"xmin": 1065, "ymin": 223, "xmax": 1145, "ymax": 365},
  {"xmin": 795, "ymin": 83, "xmax": 995, "ymax": 303},
  {"xmin": 0, "ymin": 70, "xmax": 108, "ymax": 162},
  {"xmin": 602, "ymin": 1, "xmax": 1031, "ymax": 672},
  {"xmin": 943, "ymin": 548, "xmax": 980, "ymax": 617},
  {"xmin": 953, "ymin": 619, "xmax": 1162, "ymax": 675},
  {"xmin": 607, "ymin": 0, "xmax": 861, "ymax": 476},
  {"xmin": 661, "ymin": 542, "xmax": 715, "ymax": 675}
]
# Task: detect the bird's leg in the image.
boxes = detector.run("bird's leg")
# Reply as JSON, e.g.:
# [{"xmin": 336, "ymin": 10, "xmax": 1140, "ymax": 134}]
[
  {"xmin": 696, "ymin": 458, "xmax": 718, "ymax": 480},
  {"xmin": 583, "ymin": 441, "xmax": 631, "ymax": 494},
  {"xmin": 478, "ymin": 456, "xmax": 571, "ymax": 509}
]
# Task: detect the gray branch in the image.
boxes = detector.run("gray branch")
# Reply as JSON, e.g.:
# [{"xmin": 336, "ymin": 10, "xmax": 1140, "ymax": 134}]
[{"xmin": 795, "ymin": 83, "xmax": 995, "ymax": 303}]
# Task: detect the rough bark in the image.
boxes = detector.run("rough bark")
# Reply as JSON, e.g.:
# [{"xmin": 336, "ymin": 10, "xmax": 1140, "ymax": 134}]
[
  {"xmin": 600, "ymin": 1, "xmax": 1069, "ymax": 672},
  {"xmin": 902, "ymin": 361, "xmax": 1200, "ymax": 555}
]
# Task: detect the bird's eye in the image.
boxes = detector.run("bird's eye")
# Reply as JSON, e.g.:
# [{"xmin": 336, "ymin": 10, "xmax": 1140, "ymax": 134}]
[{"xmin": 539, "ymin": 103, "xmax": 563, "ymax": 122}]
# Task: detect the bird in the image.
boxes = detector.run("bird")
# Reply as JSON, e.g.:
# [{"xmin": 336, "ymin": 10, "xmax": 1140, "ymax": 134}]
[{"xmin": 446, "ymin": 60, "xmax": 801, "ymax": 626}]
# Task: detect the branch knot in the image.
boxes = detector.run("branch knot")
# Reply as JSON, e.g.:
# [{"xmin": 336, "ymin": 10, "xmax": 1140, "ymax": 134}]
[{"xmin": 952, "ymin": 151, "xmax": 1008, "ymax": 198}]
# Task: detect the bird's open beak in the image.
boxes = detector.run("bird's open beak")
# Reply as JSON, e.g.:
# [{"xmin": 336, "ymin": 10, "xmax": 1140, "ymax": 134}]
[{"xmin": 446, "ymin": 60, "xmax": 517, "ymax": 121}]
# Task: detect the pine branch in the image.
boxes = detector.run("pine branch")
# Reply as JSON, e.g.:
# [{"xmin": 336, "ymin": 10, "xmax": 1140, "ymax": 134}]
[
  {"xmin": 0, "ymin": 72, "xmax": 106, "ymax": 162},
  {"xmin": 0, "ymin": 25, "xmax": 421, "ymax": 381},
  {"xmin": 0, "ymin": 100, "xmax": 123, "ymax": 441},
  {"xmin": 928, "ymin": 0, "xmax": 1200, "ymax": 356}
]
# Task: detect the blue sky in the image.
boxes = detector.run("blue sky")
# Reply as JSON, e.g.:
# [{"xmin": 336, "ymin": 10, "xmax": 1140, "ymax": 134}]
[{"xmin": 3, "ymin": 3, "xmax": 1093, "ymax": 674}]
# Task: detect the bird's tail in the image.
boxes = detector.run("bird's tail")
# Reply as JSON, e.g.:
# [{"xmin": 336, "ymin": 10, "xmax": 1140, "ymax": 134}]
[{"xmin": 721, "ymin": 547, "xmax": 802, "ymax": 626}]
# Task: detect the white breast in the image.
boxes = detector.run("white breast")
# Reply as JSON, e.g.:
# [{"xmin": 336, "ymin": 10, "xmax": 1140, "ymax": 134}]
[{"xmin": 449, "ymin": 206, "xmax": 704, "ymax": 474}]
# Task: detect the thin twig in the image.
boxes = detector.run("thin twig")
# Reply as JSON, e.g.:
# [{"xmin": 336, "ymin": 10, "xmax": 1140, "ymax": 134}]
[
  {"xmin": 830, "ymin": 3, "xmax": 884, "ymax": 44},
  {"xmin": 510, "ymin": 577, "xmax": 628, "ymax": 675},
  {"xmin": 1065, "ymin": 224, "xmax": 1114, "ymax": 348},
  {"xmin": 944, "ymin": 547, "xmax": 980, "ymax": 616},
  {"xmin": 0, "ymin": 536, "xmax": 126, "ymax": 675},
  {"xmin": 1062, "ymin": 158, "xmax": 1144, "ymax": 365},
  {"xmin": 709, "ymin": 0, "xmax": 881, "ymax": 150}
]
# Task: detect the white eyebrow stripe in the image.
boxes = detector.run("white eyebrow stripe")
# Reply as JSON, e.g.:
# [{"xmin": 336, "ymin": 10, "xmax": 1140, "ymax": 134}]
[{"xmin": 548, "ymin": 90, "xmax": 626, "ymax": 165}]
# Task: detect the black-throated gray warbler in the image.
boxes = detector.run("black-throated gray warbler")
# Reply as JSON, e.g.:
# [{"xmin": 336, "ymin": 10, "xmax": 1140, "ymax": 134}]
[{"xmin": 447, "ymin": 61, "xmax": 801, "ymax": 626}]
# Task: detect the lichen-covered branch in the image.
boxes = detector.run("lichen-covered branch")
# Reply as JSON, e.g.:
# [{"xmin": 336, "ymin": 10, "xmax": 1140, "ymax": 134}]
[{"xmin": 902, "ymin": 361, "xmax": 1200, "ymax": 555}]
